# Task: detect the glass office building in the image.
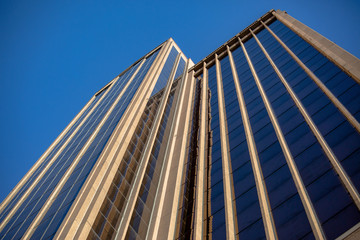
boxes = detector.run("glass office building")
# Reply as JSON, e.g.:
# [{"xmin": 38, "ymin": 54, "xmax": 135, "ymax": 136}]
[{"xmin": 1, "ymin": 9, "xmax": 360, "ymax": 240}]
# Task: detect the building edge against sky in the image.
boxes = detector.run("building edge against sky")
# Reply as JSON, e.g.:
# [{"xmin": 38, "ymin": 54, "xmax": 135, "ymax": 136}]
[{"xmin": 0, "ymin": 9, "xmax": 360, "ymax": 240}]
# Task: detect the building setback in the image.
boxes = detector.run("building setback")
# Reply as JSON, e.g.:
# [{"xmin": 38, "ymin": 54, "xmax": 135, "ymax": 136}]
[{"xmin": 1, "ymin": 9, "xmax": 360, "ymax": 240}]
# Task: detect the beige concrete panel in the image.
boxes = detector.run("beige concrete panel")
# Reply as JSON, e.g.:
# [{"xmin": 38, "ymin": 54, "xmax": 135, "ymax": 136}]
[
  {"xmin": 166, "ymin": 70, "xmax": 196, "ymax": 240},
  {"xmin": 22, "ymin": 57, "xmax": 147, "ymax": 239},
  {"xmin": 240, "ymin": 39, "xmax": 278, "ymax": 240},
  {"xmin": 192, "ymin": 62, "xmax": 208, "ymax": 240},
  {"xmin": 113, "ymin": 40, "xmax": 181, "ymax": 240},
  {"xmin": 188, "ymin": 58, "xmax": 195, "ymax": 68},
  {"xmin": 336, "ymin": 223, "xmax": 360, "ymax": 240},
  {"xmin": 0, "ymin": 77, "xmax": 115, "ymax": 233},
  {"xmin": 54, "ymin": 41, "xmax": 173, "ymax": 240},
  {"xmin": 171, "ymin": 39, "xmax": 190, "ymax": 62},
  {"xmin": 143, "ymin": 54, "xmax": 183, "ymax": 232},
  {"xmin": 336, "ymin": 222, "xmax": 360, "ymax": 240},
  {"xmin": 214, "ymin": 54, "xmax": 237, "ymax": 240},
  {"xmin": 249, "ymin": 30, "xmax": 326, "ymax": 240},
  {"xmin": 148, "ymin": 61, "xmax": 194, "ymax": 238},
  {"xmin": 261, "ymin": 21, "xmax": 360, "ymax": 134},
  {"xmin": 145, "ymin": 58, "xmax": 191, "ymax": 240},
  {"xmin": 273, "ymin": 10, "xmax": 360, "ymax": 84}
]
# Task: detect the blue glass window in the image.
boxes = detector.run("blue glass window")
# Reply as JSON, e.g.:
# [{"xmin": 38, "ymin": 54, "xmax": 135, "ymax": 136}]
[
  {"xmin": 229, "ymin": 45, "xmax": 267, "ymax": 238},
  {"xmin": 269, "ymin": 20, "xmax": 360, "ymax": 123},
  {"xmin": 150, "ymin": 47, "xmax": 178, "ymax": 96},
  {"xmin": 174, "ymin": 57, "xmax": 186, "ymax": 81},
  {"xmin": 260, "ymin": 21, "xmax": 360, "ymax": 238},
  {"xmin": 244, "ymin": 36, "xmax": 313, "ymax": 238}
]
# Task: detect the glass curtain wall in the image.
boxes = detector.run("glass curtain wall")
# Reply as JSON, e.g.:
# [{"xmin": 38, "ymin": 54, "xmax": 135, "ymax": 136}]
[
  {"xmin": 191, "ymin": 19, "xmax": 360, "ymax": 240},
  {"xmin": 0, "ymin": 49, "xmax": 160, "ymax": 240}
]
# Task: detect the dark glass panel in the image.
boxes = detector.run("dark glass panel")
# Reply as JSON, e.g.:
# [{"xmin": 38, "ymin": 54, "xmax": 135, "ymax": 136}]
[{"xmin": 259, "ymin": 23, "xmax": 360, "ymax": 237}]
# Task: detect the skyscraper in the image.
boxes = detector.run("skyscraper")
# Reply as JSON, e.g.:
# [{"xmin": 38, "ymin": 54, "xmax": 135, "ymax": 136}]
[{"xmin": 1, "ymin": 9, "xmax": 360, "ymax": 240}]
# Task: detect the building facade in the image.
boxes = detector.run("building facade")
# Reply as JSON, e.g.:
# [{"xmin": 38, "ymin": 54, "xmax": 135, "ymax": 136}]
[{"xmin": 1, "ymin": 9, "xmax": 360, "ymax": 240}]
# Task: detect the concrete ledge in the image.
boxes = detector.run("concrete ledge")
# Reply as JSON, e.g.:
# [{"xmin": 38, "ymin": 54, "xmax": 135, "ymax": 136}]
[{"xmin": 337, "ymin": 222, "xmax": 360, "ymax": 240}]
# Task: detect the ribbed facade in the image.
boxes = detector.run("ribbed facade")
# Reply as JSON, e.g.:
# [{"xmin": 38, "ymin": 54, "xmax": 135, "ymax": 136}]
[{"xmin": 1, "ymin": 9, "xmax": 360, "ymax": 240}]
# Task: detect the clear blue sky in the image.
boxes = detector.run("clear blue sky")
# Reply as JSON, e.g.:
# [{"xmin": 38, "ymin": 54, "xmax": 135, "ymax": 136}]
[{"xmin": 0, "ymin": 0, "xmax": 359, "ymax": 202}]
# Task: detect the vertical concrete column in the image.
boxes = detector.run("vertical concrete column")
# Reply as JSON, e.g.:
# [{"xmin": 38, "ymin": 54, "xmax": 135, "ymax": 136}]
[
  {"xmin": 240, "ymin": 38, "xmax": 278, "ymax": 240},
  {"xmin": 273, "ymin": 10, "xmax": 360, "ymax": 84},
  {"xmin": 248, "ymin": 30, "xmax": 326, "ymax": 240},
  {"xmin": 139, "ymin": 53, "xmax": 185, "ymax": 237},
  {"xmin": 145, "ymin": 58, "xmax": 192, "ymax": 240},
  {"xmin": 260, "ymin": 21, "xmax": 360, "ymax": 133},
  {"xmin": 114, "ymin": 43, "xmax": 180, "ymax": 240},
  {"xmin": 56, "ymin": 41, "xmax": 172, "ymax": 240},
  {"xmin": 248, "ymin": 27, "xmax": 360, "ymax": 211},
  {"xmin": 194, "ymin": 62, "xmax": 207, "ymax": 240},
  {"xmin": 165, "ymin": 67, "xmax": 196, "ymax": 240},
  {"xmin": 214, "ymin": 54, "xmax": 237, "ymax": 240}
]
